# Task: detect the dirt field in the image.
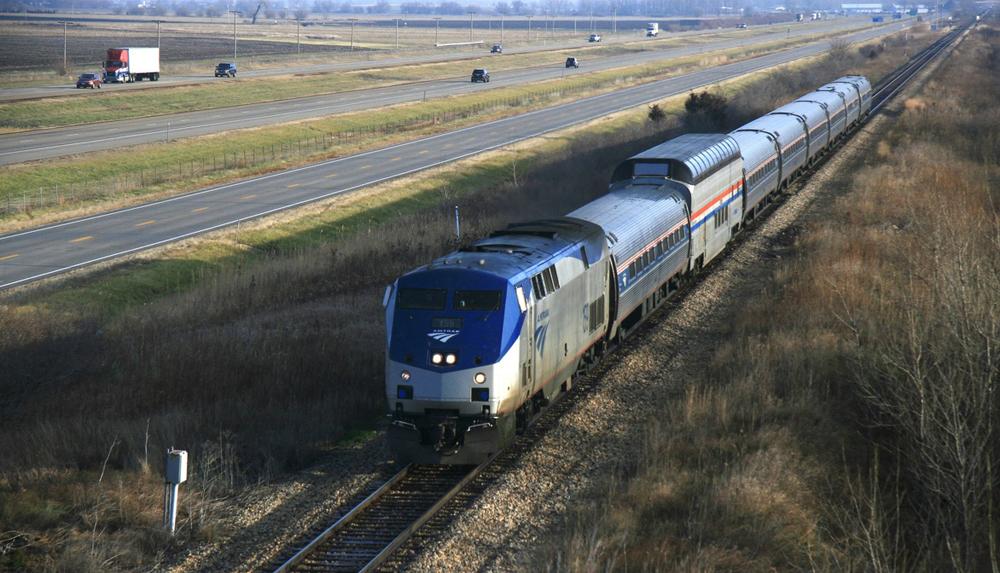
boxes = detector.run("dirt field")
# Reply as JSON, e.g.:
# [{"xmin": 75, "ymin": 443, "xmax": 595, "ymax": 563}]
[{"xmin": 0, "ymin": 22, "xmax": 359, "ymax": 73}]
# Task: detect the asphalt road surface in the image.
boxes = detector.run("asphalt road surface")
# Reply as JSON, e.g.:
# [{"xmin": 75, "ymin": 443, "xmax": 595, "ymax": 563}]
[
  {"xmin": 0, "ymin": 22, "xmax": 907, "ymax": 291},
  {"xmin": 0, "ymin": 19, "xmax": 889, "ymax": 165},
  {"xmin": 0, "ymin": 19, "xmax": 859, "ymax": 103}
]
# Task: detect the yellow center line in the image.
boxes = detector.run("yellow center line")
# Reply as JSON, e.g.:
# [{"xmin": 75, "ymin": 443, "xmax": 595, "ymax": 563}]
[
  {"xmin": 0, "ymin": 254, "xmax": 19, "ymax": 261},
  {"xmin": 192, "ymin": 207, "xmax": 209, "ymax": 212},
  {"xmin": 391, "ymin": 157, "xmax": 401, "ymax": 161},
  {"xmin": 326, "ymin": 173, "xmax": 338, "ymax": 178},
  {"xmin": 243, "ymin": 194, "xmax": 257, "ymax": 199},
  {"xmin": 419, "ymin": 150, "xmax": 429, "ymax": 154},
  {"xmin": 287, "ymin": 183, "xmax": 300, "ymax": 188},
  {"xmin": 71, "ymin": 236, "xmax": 93, "ymax": 243},
  {"xmin": 444, "ymin": 143, "xmax": 453, "ymax": 148},
  {"xmin": 135, "ymin": 220, "xmax": 155, "ymax": 227},
  {"xmin": 359, "ymin": 165, "xmax": 372, "ymax": 170}
]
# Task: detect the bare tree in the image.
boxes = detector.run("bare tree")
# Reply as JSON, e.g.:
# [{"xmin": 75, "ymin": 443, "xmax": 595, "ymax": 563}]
[
  {"xmin": 843, "ymin": 201, "xmax": 1000, "ymax": 572},
  {"xmin": 251, "ymin": 0, "xmax": 267, "ymax": 23}
]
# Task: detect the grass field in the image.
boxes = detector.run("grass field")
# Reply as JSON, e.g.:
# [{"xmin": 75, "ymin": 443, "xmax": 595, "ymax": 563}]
[
  {"xmin": 534, "ymin": 24, "xmax": 1000, "ymax": 573},
  {"xmin": 0, "ymin": 14, "xmax": 775, "ymax": 80},
  {"xmin": 0, "ymin": 25, "xmax": 866, "ymax": 234},
  {"xmin": 0, "ymin": 20, "xmax": 953, "ymax": 572}
]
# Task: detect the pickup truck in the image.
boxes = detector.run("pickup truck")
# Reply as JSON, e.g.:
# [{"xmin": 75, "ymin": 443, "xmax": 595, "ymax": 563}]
[{"xmin": 589, "ymin": 34, "xmax": 602, "ymax": 42}]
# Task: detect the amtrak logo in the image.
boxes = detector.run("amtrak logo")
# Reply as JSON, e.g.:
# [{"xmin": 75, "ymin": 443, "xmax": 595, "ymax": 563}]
[
  {"xmin": 428, "ymin": 330, "xmax": 459, "ymax": 343},
  {"xmin": 534, "ymin": 324, "xmax": 548, "ymax": 356}
]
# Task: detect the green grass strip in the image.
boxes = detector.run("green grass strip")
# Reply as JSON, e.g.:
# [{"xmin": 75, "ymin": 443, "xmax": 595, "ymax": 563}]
[
  {"xmin": 22, "ymin": 95, "xmax": 673, "ymax": 316},
  {"xmin": 0, "ymin": 27, "xmax": 853, "ymax": 131},
  {"xmin": 0, "ymin": 30, "xmax": 843, "ymax": 226}
]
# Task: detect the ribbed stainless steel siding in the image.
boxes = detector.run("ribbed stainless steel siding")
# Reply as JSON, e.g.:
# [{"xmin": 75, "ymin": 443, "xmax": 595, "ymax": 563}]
[
  {"xmin": 769, "ymin": 101, "xmax": 829, "ymax": 162},
  {"xmin": 568, "ymin": 184, "xmax": 687, "ymax": 317},
  {"xmin": 796, "ymin": 90, "xmax": 846, "ymax": 139},
  {"xmin": 728, "ymin": 130, "xmax": 779, "ymax": 212}
]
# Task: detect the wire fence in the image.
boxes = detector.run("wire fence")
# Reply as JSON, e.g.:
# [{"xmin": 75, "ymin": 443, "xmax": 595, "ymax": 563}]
[{"xmin": 2, "ymin": 72, "xmax": 655, "ymax": 218}]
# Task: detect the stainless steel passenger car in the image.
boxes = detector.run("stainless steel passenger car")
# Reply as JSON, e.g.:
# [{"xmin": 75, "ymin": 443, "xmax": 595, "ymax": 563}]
[
  {"xmin": 732, "ymin": 114, "xmax": 808, "ymax": 192},
  {"xmin": 609, "ymin": 134, "xmax": 743, "ymax": 272},
  {"xmin": 569, "ymin": 185, "xmax": 689, "ymax": 337},
  {"xmin": 768, "ymin": 101, "xmax": 831, "ymax": 167},
  {"xmin": 796, "ymin": 89, "xmax": 849, "ymax": 142}
]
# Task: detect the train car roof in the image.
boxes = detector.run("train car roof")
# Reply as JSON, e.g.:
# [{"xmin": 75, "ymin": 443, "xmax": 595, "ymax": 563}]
[
  {"xmin": 569, "ymin": 183, "xmax": 688, "ymax": 262},
  {"xmin": 610, "ymin": 133, "xmax": 740, "ymax": 186},
  {"xmin": 831, "ymin": 75, "xmax": 872, "ymax": 93},
  {"xmin": 769, "ymin": 100, "xmax": 829, "ymax": 127},
  {"xmin": 727, "ymin": 129, "xmax": 779, "ymax": 172},
  {"xmin": 410, "ymin": 217, "xmax": 605, "ymax": 284},
  {"xmin": 795, "ymin": 89, "xmax": 846, "ymax": 112},
  {"xmin": 732, "ymin": 114, "xmax": 805, "ymax": 147}
]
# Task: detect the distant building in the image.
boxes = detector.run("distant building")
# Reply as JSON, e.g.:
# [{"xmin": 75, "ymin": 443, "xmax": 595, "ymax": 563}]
[{"xmin": 841, "ymin": 3, "xmax": 884, "ymax": 12}]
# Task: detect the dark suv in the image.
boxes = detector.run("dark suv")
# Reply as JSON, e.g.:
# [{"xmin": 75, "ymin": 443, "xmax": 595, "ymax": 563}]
[
  {"xmin": 215, "ymin": 62, "xmax": 237, "ymax": 77},
  {"xmin": 471, "ymin": 68, "xmax": 490, "ymax": 83},
  {"xmin": 565, "ymin": 57, "xmax": 579, "ymax": 68}
]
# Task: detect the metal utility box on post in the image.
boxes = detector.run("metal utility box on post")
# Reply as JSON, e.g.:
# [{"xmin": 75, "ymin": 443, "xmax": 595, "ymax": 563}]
[{"xmin": 164, "ymin": 449, "xmax": 187, "ymax": 534}]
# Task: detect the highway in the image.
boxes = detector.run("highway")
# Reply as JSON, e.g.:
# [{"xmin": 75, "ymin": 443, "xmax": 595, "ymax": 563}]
[
  {"xmin": 0, "ymin": 19, "xmax": 859, "ymax": 103},
  {"xmin": 0, "ymin": 19, "xmax": 881, "ymax": 165},
  {"xmin": 0, "ymin": 22, "xmax": 907, "ymax": 291}
]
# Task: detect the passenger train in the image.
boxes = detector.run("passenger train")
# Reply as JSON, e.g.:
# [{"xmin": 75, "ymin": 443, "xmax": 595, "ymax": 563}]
[{"xmin": 383, "ymin": 75, "xmax": 872, "ymax": 464}]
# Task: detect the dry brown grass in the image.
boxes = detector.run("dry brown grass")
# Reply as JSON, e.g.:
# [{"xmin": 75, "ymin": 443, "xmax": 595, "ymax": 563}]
[
  {"xmin": 0, "ymin": 106, "xmax": 680, "ymax": 569},
  {"xmin": 0, "ymin": 26, "xmax": 950, "ymax": 571},
  {"xmin": 535, "ymin": 26, "xmax": 1000, "ymax": 573}
]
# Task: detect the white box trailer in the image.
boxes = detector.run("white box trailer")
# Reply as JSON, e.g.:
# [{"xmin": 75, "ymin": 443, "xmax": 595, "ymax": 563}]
[{"xmin": 104, "ymin": 47, "xmax": 160, "ymax": 83}]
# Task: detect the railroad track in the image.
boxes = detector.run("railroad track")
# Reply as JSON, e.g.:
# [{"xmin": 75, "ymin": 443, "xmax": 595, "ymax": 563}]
[
  {"xmin": 871, "ymin": 24, "xmax": 965, "ymax": 110},
  {"xmin": 272, "ymin": 464, "xmax": 480, "ymax": 573},
  {"xmin": 269, "ymin": 23, "xmax": 970, "ymax": 573}
]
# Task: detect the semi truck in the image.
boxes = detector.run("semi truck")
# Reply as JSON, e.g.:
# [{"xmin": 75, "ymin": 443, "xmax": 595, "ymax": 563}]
[
  {"xmin": 103, "ymin": 47, "xmax": 160, "ymax": 83},
  {"xmin": 646, "ymin": 22, "xmax": 659, "ymax": 36}
]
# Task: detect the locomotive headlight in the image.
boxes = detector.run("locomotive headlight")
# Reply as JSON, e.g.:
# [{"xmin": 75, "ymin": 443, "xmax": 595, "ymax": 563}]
[
  {"xmin": 431, "ymin": 353, "xmax": 443, "ymax": 364},
  {"xmin": 445, "ymin": 353, "xmax": 457, "ymax": 365},
  {"xmin": 474, "ymin": 372, "xmax": 487, "ymax": 384},
  {"xmin": 400, "ymin": 370, "xmax": 411, "ymax": 381}
]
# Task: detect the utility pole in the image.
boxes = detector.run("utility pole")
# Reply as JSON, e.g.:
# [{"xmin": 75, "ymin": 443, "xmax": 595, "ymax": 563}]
[
  {"xmin": 468, "ymin": 11, "xmax": 475, "ymax": 42},
  {"xmin": 59, "ymin": 21, "xmax": 67, "ymax": 73},
  {"xmin": 229, "ymin": 10, "xmax": 241, "ymax": 60},
  {"xmin": 348, "ymin": 18, "xmax": 357, "ymax": 51},
  {"xmin": 433, "ymin": 17, "xmax": 441, "ymax": 45},
  {"xmin": 393, "ymin": 18, "xmax": 400, "ymax": 49}
]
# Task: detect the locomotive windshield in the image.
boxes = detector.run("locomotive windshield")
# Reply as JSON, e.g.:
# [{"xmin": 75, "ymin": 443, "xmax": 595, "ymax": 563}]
[
  {"xmin": 397, "ymin": 288, "xmax": 446, "ymax": 310},
  {"xmin": 453, "ymin": 290, "xmax": 502, "ymax": 311}
]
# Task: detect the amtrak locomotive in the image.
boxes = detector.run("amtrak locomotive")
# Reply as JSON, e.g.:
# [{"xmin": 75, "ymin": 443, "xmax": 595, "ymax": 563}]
[{"xmin": 383, "ymin": 76, "xmax": 871, "ymax": 464}]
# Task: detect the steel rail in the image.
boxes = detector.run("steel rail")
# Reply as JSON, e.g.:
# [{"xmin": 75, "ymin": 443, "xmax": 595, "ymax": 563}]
[
  {"xmin": 269, "ymin": 22, "xmax": 970, "ymax": 573},
  {"xmin": 272, "ymin": 462, "xmax": 490, "ymax": 573},
  {"xmin": 871, "ymin": 25, "xmax": 965, "ymax": 112},
  {"xmin": 272, "ymin": 464, "xmax": 414, "ymax": 573}
]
